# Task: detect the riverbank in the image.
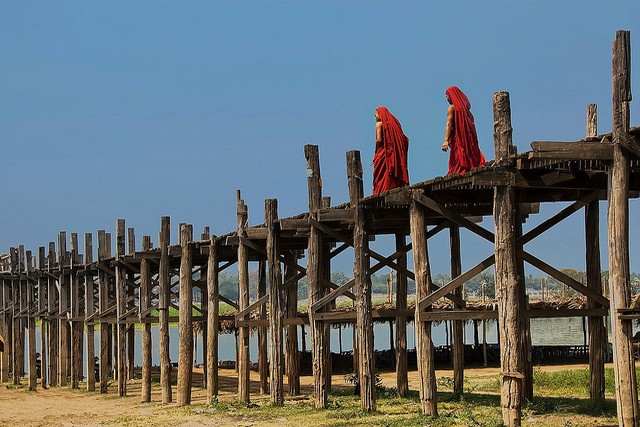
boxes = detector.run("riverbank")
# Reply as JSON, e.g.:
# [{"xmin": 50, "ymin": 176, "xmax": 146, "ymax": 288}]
[{"xmin": 0, "ymin": 363, "xmax": 621, "ymax": 426}]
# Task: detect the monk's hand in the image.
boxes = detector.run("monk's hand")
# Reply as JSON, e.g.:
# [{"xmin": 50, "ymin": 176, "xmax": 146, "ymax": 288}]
[{"xmin": 441, "ymin": 140, "xmax": 449, "ymax": 152}]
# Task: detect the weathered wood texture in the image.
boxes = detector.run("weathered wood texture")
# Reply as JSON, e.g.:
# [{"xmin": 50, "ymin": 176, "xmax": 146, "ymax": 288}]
[
  {"xmin": 177, "ymin": 224, "xmax": 194, "ymax": 406},
  {"xmin": 449, "ymin": 226, "xmax": 464, "ymax": 399},
  {"xmin": 585, "ymin": 105, "xmax": 606, "ymax": 402},
  {"xmin": 236, "ymin": 191, "xmax": 250, "ymax": 403},
  {"xmin": 608, "ymin": 30, "xmax": 639, "ymax": 427},
  {"xmin": 159, "ymin": 217, "xmax": 172, "ymax": 403},
  {"xmin": 348, "ymin": 150, "xmax": 375, "ymax": 412},
  {"xmin": 206, "ymin": 237, "xmax": 220, "ymax": 400},
  {"xmin": 85, "ymin": 233, "xmax": 95, "ymax": 392},
  {"xmin": 266, "ymin": 199, "xmax": 285, "ymax": 405},
  {"xmin": 410, "ymin": 194, "xmax": 437, "ymax": 416},
  {"xmin": 305, "ymin": 145, "xmax": 328, "ymax": 409},
  {"xmin": 115, "ymin": 220, "xmax": 127, "ymax": 396},
  {"xmin": 140, "ymin": 235, "xmax": 152, "ymax": 402},
  {"xmin": 258, "ymin": 260, "xmax": 268, "ymax": 394},
  {"xmin": 57, "ymin": 234, "xmax": 68, "ymax": 387},
  {"xmin": 493, "ymin": 91, "xmax": 524, "ymax": 427},
  {"xmin": 98, "ymin": 231, "xmax": 110, "ymax": 393},
  {"xmin": 395, "ymin": 234, "xmax": 409, "ymax": 397},
  {"xmin": 284, "ymin": 251, "xmax": 300, "ymax": 395},
  {"xmin": 26, "ymin": 251, "xmax": 37, "ymax": 391}
]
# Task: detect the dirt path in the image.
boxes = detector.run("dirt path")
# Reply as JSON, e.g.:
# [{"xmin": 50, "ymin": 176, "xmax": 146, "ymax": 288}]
[{"xmin": 0, "ymin": 363, "xmax": 598, "ymax": 426}]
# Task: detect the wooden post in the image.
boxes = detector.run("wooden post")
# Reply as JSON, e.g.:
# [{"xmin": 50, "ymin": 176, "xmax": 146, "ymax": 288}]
[
  {"xmin": 608, "ymin": 30, "xmax": 639, "ymax": 426},
  {"xmin": 126, "ymin": 228, "xmax": 135, "ymax": 381},
  {"xmin": 206, "ymin": 237, "xmax": 220, "ymax": 400},
  {"xmin": 514, "ymin": 212, "xmax": 532, "ymax": 402},
  {"xmin": 115, "ymin": 220, "xmax": 127, "ymax": 396},
  {"xmin": 284, "ymin": 251, "xmax": 300, "ymax": 395},
  {"xmin": 585, "ymin": 104, "xmax": 606, "ymax": 401},
  {"xmin": 140, "ymin": 235, "xmax": 152, "ymax": 402},
  {"xmin": 236, "ymin": 191, "xmax": 250, "ymax": 403},
  {"xmin": 493, "ymin": 91, "xmax": 524, "ymax": 426},
  {"xmin": 305, "ymin": 145, "xmax": 328, "ymax": 409},
  {"xmin": 84, "ymin": 234, "xmax": 95, "ymax": 392},
  {"xmin": 69, "ymin": 233, "xmax": 82, "ymax": 389},
  {"xmin": 200, "ymin": 227, "xmax": 210, "ymax": 387},
  {"xmin": 450, "ymin": 225, "xmax": 464, "ymax": 399},
  {"xmin": 410, "ymin": 192, "xmax": 437, "ymax": 416},
  {"xmin": 159, "ymin": 216, "xmax": 172, "ymax": 403},
  {"xmin": 48, "ymin": 242, "xmax": 59, "ymax": 387},
  {"xmin": 0, "ymin": 276, "xmax": 9, "ymax": 383},
  {"xmin": 258, "ymin": 260, "xmax": 268, "ymax": 394},
  {"xmin": 347, "ymin": 150, "xmax": 375, "ymax": 412},
  {"xmin": 266, "ymin": 198, "xmax": 284, "ymax": 405},
  {"xmin": 395, "ymin": 234, "xmax": 409, "ymax": 397},
  {"xmin": 321, "ymin": 196, "xmax": 332, "ymax": 393},
  {"xmin": 98, "ymin": 231, "xmax": 110, "ymax": 393},
  {"xmin": 177, "ymin": 224, "xmax": 194, "ymax": 406},
  {"xmin": 38, "ymin": 246, "xmax": 47, "ymax": 388},
  {"xmin": 26, "ymin": 251, "xmax": 37, "ymax": 391},
  {"xmin": 58, "ymin": 233, "xmax": 69, "ymax": 387},
  {"xmin": 13, "ymin": 247, "xmax": 25, "ymax": 385}
]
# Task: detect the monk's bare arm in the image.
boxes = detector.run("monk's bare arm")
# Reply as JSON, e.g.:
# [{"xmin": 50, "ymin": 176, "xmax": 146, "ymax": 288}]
[
  {"xmin": 376, "ymin": 121, "xmax": 383, "ymax": 149},
  {"xmin": 442, "ymin": 105, "xmax": 454, "ymax": 152}
]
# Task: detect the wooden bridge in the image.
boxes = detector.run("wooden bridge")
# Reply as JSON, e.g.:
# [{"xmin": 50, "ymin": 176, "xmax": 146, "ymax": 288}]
[{"xmin": 0, "ymin": 30, "xmax": 638, "ymax": 426}]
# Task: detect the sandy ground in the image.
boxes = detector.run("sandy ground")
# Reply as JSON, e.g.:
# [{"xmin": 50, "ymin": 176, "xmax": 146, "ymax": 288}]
[{"xmin": 0, "ymin": 363, "xmax": 600, "ymax": 427}]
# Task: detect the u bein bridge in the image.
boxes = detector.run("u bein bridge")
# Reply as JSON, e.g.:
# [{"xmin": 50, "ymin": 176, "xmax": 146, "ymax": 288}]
[{"xmin": 0, "ymin": 30, "xmax": 639, "ymax": 426}]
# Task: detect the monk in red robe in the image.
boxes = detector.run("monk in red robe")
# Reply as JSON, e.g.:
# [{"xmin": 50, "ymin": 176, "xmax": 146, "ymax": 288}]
[
  {"xmin": 441, "ymin": 86, "xmax": 486, "ymax": 175},
  {"xmin": 373, "ymin": 106, "xmax": 409, "ymax": 195}
]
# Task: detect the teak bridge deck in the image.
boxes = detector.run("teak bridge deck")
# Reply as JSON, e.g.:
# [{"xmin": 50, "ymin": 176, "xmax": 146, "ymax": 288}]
[{"xmin": 0, "ymin": 30, "xmax": 639, "ymax": 426}]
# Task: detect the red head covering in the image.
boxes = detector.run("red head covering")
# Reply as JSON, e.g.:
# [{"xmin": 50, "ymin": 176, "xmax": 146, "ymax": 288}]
[
  {"xmin": 373, "ymin": 106, "xmax": 409, "ymax": 194},
  {"xmin": 445, "ymin": 86, "xmax": 486, "ymax": 175}
]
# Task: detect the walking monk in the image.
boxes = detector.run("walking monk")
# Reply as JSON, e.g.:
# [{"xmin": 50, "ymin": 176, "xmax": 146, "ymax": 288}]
[
  {"xmin": 441, "ymin": 86, "xmax": 486, "ymax": 175},
  {"xmin": 373, "ymin": 106, "xmax": 409, "ymax": 195}
]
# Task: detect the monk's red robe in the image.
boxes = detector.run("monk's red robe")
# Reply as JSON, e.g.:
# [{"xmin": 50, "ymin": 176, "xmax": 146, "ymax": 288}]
[
  {"xmin": 446, "ymin": 86, "xmax": 486, "ymax": 175},
  {"xmin": 373, "ymin": 106, "xmax": 409, "ymax": 195}
]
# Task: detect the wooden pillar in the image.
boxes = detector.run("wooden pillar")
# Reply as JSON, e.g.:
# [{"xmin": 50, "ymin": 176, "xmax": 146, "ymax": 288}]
[
  {"xmin": 206, "ymin": 236, "xmax": 220, "ymax": 400},
  {"xmin": 83, "ymin": 233, "xmax": 95, "ymax": 392},
  {"xmin": 585, "ymin": 103, "xmax": 605, "ymax": 401},
  {"xmin": 395, "ymin": 234, "xmax": 409, "ymax": 397},
  {"xmin": 321, "ymin": 196, "xmax": 332, "ymax": 393},
  {"xmin": 140, "ymin": 235, "xmax": 152, "ymax": 402},
  {"xmin": 305, "ymin": 145, "xmax": 328, "ymax": 409},
  {"xmin": 159, "ymin": 216, "xmax": 172, "ymax": 403},
  {"xmin": 236, "ymin": 191, "xmax": 251, "ymax": 403},
  {"xmin": 177, "ymin": 224, "xmax": 194, "ymax": 406},
  {"xmin": 493, "ymin": 91, "xmax": 524, "ymax": 427},
  {"xmin": 284, "ymin": 251, "xmax": 300, "ymax": 395},
  {"xmin": 98, "ymin": 231, "xmax": 110, "ymax": 393},
  {"xmin": 449, "ymin": 225, "xmax": 464, "ymax": 399},
  {"xmin": 200, "ymin": 227, "xmax": 210, "ymax": 387},
  {"xmin": 58, "ymin": 233, "xmax": 69, "ymax": 387},
  {"xmin": 608, "ymin": 30, "xmax": 639, "ymax": 426},
  {"xmin": 257, "ymin": 259, "xmax": 268, "ymax": 394},
  {"xmin": 347, "ymin": 150, "xmax": 375, "ymax": 412},
  {"xmin": 12, "ymin": 247, "xmax": 24, "ymax": 385},
  {"xmin": 266, "ymin": 198, "xmax": 285, "ymax": 405},
  {"xmin": 127, "ymin": 228, "xmax": 135, "ymax": 381},
  {"xmin": 69, "ymin": 233, "xmax": 82, "ymax": 389},
  {"xmin": 514, "ymin": 212, "xmax": 532, "ymax": 402},
  {"xmin": 410, "ymin": 193, "xmax": 437, "ymax": 415},
  {"xmin": 0, "ymin": 277, "xmax": 9, "ymax": 383},
  {"xmin": 37, "ymin": 247, "xmax": 47, "ymax": 388},
  {"xmin": 115, "ymin": 220, "xmax": 127, "ymax": 396},
  {"xmin": 47, "ymin": 242, "xmax": 59, "ymax": 387},
  {"xmin": 26, "ymin": 251, "xmax": 37, "ymax": 391}
]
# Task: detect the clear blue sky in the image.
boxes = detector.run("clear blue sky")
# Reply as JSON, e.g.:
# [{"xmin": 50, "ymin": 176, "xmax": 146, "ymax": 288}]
[{"xmin": 1, "ymin": 2, "xmax": 639, "ymax": 275}]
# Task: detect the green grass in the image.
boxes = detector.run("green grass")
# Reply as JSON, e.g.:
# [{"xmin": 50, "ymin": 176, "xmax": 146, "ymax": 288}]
[{"xmin": 184, "ymin": 368, "xmax": 623, "ymax": 427}]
